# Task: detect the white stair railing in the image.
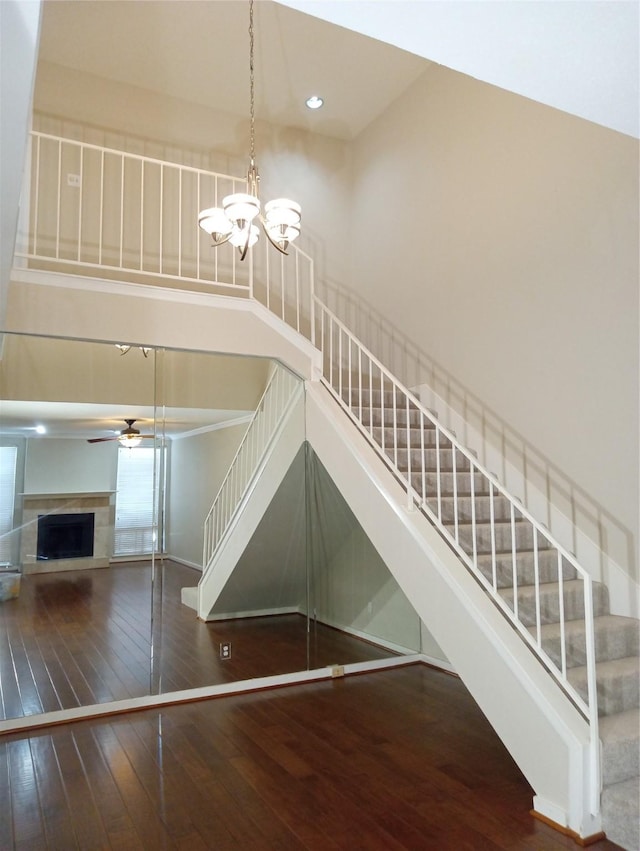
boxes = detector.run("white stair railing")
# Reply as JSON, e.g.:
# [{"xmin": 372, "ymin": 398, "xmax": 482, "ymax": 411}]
[
  {"xmin": 313, "ymin": 296, "xmax": 600, "ymax": 816},
  {"xmin": 202, "ymin": 364, "xmax": 301, "ymax": 573}
]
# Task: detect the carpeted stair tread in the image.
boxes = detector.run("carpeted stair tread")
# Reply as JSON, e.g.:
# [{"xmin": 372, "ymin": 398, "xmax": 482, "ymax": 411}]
[
  {"xmin": 534, "ymin": 614, "xmax": 640, "ymax": 668},
  {"xmin": 567, "ymin": 656, "xmax": 640, "ymax": 716},
  {"xmin": 371, "ymin": 425, "xmax": 439, "ymax": 448},
  {"xmin": 600, "ymin": 708, "xmax": 640, "ymax": 786},
  {"xmin": 499, "ymin": 579, "xmax": 610, "ymax": 625},
  {"xmin": 601, "ymin": 774, "xmax": 640, "ymax": 851},
  {"xmin": 450, "ymin": 518, "xmax": 553, "ymax": 554},
  {"xmin": 410, "ymin": 470, "xmax": 491, "ymax": 495},
  {"xmin": 428, "ymin": 494, "xmax": 515, "ymax": 523},
  {"xmin": 391, "ymin": 446, "xmax": 474, "ymax": 472}
]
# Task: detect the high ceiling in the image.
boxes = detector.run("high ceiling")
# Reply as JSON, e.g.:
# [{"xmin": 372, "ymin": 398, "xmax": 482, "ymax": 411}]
[{"xmin": 37, "ymin": 0, "xmax": 431, "ymax": 142}]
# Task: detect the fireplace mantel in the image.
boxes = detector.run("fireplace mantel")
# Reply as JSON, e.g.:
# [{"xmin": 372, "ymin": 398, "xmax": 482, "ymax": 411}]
[{"xmin": 22, "ymin": 491, "xmax": 116, "ymax": 501}]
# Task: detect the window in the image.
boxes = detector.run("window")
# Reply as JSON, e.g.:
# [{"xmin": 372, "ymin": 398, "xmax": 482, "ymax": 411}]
[
  {"xmin": 114, "ymin": 446, "xmax": 165, "ymax": 557},
  {"xmin": 0, "ymin": 446, "xmax": 18, "ymax": 564}
]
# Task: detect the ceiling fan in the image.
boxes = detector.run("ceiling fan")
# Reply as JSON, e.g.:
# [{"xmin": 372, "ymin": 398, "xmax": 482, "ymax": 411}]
[{"xmin": 87, "ymin": 419, "xmax": 154, "ymax": 447}]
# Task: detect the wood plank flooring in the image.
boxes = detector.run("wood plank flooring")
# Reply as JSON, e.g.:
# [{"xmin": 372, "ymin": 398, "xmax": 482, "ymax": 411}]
[
  {"xmin": 0, "ymin": 561, "xmax": 392, "ymax": 722},
  {"xmin": 0, "ymin": 665, "xmax": 622, "ymax": 850}
]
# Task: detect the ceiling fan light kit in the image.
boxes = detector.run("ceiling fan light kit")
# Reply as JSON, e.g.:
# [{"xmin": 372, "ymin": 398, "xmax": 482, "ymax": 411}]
[{"xmin": 87, "ymin": 419, "xmax": 153, "ymax": 447}]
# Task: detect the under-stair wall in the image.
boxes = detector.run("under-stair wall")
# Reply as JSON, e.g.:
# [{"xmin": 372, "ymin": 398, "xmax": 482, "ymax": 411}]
[
  {"xmin": 195, "ymin": 388, "xmax": 306, "ymax": 621},
  {"xmin": 304, "ymin": 380, "xmax": 599, "ymax": 837}
]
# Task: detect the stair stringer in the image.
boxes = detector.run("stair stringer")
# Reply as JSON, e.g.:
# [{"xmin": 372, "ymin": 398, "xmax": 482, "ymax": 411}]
[
  {"xmin": 196, "ymin": 390, "xmax": 306, "ymax": 621},
  {"xmin": 305, "ymin": 380, "xmax": 600, "ymax": 839}
]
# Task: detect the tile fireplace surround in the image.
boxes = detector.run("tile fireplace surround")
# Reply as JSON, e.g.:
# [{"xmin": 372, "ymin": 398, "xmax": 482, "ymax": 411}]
[{"xmin": 20, "ymin": 492, "xmax": 115, "ymax": 574}]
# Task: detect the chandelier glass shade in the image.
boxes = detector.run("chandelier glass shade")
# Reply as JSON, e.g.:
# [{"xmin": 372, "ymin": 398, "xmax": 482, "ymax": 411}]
[{"xmin": 197, "ymin": 0, "xmax": 301, "ymax": 260}]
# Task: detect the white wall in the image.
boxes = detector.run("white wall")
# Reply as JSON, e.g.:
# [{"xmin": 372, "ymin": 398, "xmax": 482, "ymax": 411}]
[
  {"xmin": 167, "ymin": 423, "xmax": 248, "ymax": 568},
  {"xmin": 277, "ymin": 0, "xmax": 639, "ymax": 139},
  {"xmin": 349, "ymin": 64, "xmax": 639, "ymax": 586}
]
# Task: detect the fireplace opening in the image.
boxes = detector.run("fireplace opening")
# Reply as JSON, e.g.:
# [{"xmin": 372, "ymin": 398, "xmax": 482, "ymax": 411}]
[{"xmin": 37, "ymin": 512, "xmax": 95, "ymax": 560}]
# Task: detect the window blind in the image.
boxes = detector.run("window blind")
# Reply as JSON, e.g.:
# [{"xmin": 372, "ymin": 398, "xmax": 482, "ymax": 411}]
[
  {"xmin": 0, "ymin": 447, "xmax": 18, "ymax": 564},
  {"xmin": 114, "ymin": 446, "xmax": 163, "ymax": 556}
]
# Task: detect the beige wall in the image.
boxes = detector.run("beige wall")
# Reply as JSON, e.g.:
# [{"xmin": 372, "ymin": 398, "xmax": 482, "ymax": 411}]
[
  {"xmin": 349, "ymin": 65, "xmax": 639, "ymax": 583},
  {"xmin": 167, "ymin": 423, "xmax": 248, "ymax": 568},
  {"xmin": 33, "ymin": 61, "xmax": 353, "ymax": 292},
  {"xmin": 26, "ymin": 55, "xmax": 639, "ymax": 590}
]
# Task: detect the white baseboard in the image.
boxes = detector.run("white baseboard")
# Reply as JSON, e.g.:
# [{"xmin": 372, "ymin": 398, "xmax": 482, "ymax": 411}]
[
  {"xmin": 166, "ymin": 555, "xmax": 202, "ymax": 572},
  {"xmin": 205, "ymin": 605, "xmax": 302, "ymax": 622}
]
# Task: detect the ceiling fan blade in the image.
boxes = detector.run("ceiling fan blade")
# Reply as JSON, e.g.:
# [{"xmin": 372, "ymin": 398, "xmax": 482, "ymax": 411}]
[{"xmin": 87, "ymin": 436, "xmax": 117, "ymax": 444}]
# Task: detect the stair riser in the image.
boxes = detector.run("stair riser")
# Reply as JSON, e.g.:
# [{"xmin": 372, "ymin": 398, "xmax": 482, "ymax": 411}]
[
  {"xmin": 601, "ymin": 718, "xmax": 640, "ymax": 785},
  {"xmin": 540, "ymin": 621, "xmax": 640, "ymax": 669},
  {"xmin": 500, "ymin": 583, "xmax": 610, "ymax": 626},
  {"xmin": 359, "ymin": 408, "xmax": 425, "ymax": 427},
  {"xmin": 347, "ymin": 389, "xmax": 413, "ymax": 407},
  {"xmin": 454, "ymin": 522, "xmax": 552, "ymax": 554},
  {"xmin": 477, "ymin": 553, "xmax": 577, "ymax": 589},
  {"xmin": 571, "ymin": 668, "xmax": 640, "ymax": 716},
  {"xmin": 601, "ymin": 777, "xmax": 640, "ymax": 850},
  {"xmin": 411, "ymin": 471, "xmax": 491, "ymax": 495},
  {"xmin": 425, "ymin": 496, "xmax": 514, "ymax": 524},
  {"xmin": 388, "ymin": 447, "xmax": 473, "ymax": 472},
  {"xmin": 371, "ymin": 426, "xmax": 439, "ymax": 448}
]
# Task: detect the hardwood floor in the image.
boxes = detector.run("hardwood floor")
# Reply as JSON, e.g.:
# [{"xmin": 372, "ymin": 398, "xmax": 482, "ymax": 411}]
[
  {"xmin": 0, "ymin": 560, "xmax": 393, "ymax": 722},
  {"xmin": 0, "ymin": 664, "xmax": 623, "ymax": 850}
]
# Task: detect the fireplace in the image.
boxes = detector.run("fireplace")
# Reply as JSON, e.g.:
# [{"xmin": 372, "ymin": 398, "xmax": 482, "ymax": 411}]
[
  {"xmin": 20, "ymin": 492, "xmax": 113, "ymax": 574},
  {"xmin": 37, "ymin": 512, "xmax": 95, "ymax": 561}
]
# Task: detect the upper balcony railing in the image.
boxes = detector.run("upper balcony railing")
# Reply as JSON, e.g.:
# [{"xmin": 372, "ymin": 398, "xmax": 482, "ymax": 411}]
[{"xmin": 16, "ymin": 131, "xmax": 315, "ymax": 339}]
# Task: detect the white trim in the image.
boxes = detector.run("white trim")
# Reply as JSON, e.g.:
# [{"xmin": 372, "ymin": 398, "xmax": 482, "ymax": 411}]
[
  {"xmin": 170, "ymin": 415, "xmax": 252, "ymax": 441},
  {"xmin": 205, "ymin": 605, "xmax": 302, "ymax": 622},
  {"xmin": 315, "ymin": 615, "xmax": 421, "ymax": 658},
  {"xmin": 167, "ymin": 555, "xmax": 202, "ymax": 572},
  {"xmin": 532, "ymin": 796, "xmax": 570, "ymax": 831},
  {"xmin": 418, "ymin": 653, "xmax": 457, "ymax": 675},
  {"xmin": 0, "ymin": 654, "xmax": 421, "ymax": 736}
]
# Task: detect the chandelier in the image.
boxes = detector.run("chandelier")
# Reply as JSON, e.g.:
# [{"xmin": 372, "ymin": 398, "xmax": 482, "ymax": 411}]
[{"xmin": 198, "ymin": 0, "xmax": 301, "ymax": 260}]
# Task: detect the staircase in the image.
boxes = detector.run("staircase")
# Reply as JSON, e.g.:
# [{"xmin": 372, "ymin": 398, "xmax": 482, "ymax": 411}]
[
  {"xmin": 344, "ymin": 383, "xmax": 640, "ymax": 850},
  {"xmin": 18, "ymin": 132, "xmax": 639, "ymax": 848}
]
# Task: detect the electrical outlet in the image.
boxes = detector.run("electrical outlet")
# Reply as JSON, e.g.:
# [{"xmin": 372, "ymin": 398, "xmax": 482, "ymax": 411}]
[
  {"xmin": 67, "ymin": 173, "xmax": 81, "ymax": 188},
  {"xmin": 330, "ymin": 664, "xmax": 344, "ymax": 678},
  {"xmin": 219, "ymin": 641, "xmax": 231, "ymax": 660}
]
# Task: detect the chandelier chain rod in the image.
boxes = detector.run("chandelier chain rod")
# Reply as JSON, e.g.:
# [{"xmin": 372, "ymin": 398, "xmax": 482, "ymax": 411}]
[
  {"xmin": 197, "ymin": 0, "xmax": 300, "ymax": 257},
  {"xmin": 249, "ymin": 0, "xmax": 256, "ymax": 168}
]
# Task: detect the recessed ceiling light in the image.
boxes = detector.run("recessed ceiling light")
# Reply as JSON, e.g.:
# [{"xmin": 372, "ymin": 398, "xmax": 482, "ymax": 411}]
[
  {"xmin": 35, "ymin": 425, "xmax": 46, "ymax": 434},
  {"xmin": 305, "ymin": 95, "xmax": 324, "ymax": 110}
]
